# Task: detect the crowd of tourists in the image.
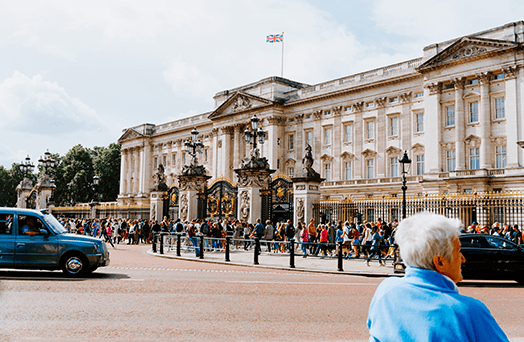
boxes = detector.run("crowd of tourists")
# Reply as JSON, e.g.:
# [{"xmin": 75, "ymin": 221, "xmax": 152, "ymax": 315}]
[{"xmin": 57, "ymin": 216, "xmax": 523, "ymax": 264}]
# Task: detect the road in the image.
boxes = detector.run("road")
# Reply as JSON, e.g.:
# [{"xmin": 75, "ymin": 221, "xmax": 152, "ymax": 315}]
[{"xmin": 0, "ymin": 244, "xmax": 523, "ymax": 341}]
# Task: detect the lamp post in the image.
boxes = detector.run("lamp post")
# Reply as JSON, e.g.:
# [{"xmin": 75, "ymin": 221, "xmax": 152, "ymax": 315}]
[
  {"xmin": 243, "ymin": 114, "xmax": 265, "ymax": 154},
  {"xmin": 92, "ymin": 174, "xmax": 100, "ymax": 203},
  {"xmin": 20, "ymin": 155, "xmax": 35, "ymax": 178},
  {"xmin": 399, "ymin": 150, "xmax": 412, "ymax": 220},
  {"xmin": 38, "ymin": 149, "xmax": 55, "ymax": 175},
  {"xmin": 184, "ymin": 128, "xmax": 204, "ymax": 167}
]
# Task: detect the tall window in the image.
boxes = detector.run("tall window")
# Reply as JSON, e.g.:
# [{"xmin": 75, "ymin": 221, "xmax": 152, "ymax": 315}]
[
  {"xmin": 344, "ymin": 161, "xmax": 352, "ymax": 180},
  {"xmin": 390, "ymin": 157, "xmax": 398, "ymax": 177},
  {"xmin": 305, "ymin": 131, "xmax": 313, "ymax": 147},
  {"xmin": 324, "ymin": 164, "xmax": 331, "ymax": 181},
  {"xmin": 496, "ymin": 145, "xmax": 506, "ymax": 168},
  {"xmin": 366, "ymin": 159, "xmax": 374, "ymax": 179},
  {"xmin": 389, "ymin": 117, "xmax": 398, "ymax": 136},
  {"xmin": 469, "ymin": 147, "xmax": 479, "ymax": 169},
  {"xmin": 288, "ymin": 167, "xmax": 294, "ymax": 176},
  {"xmin": 495, "ymin": 98, "xmax": 505, "ymax": 119},
  {"xmin": 154, "ymin": 157, "xmax": 158, "ymax": 169},
  {"xmin": 446, "ymin": 106, "xmax": 455, "ymax": 126},
  {"xmin": 344, "ymin": 124, "xmax": 352, "ymax": 142},
  {"xmin": 172, "ymin": 154, "xmax": 177, "ymax": 166},
  {"xmin": 469, "ymin": 102, "xmax": 479, "ymax": 123},
  {"xmin": 416, "ymin": 154, "xmax": 424, "ymax": 175},
  {"xmin": 324, "ymin": 127, "xmax": 332, "ymax": 145},
  {"xmin": 204, "ymin": 149, "xmax": 208, "ymax": 162},
  {"xmin": 163, "ymin": 155, "xmax": 167, "ymax": 167},
  {"xmin": 416, "ymin": 113, "xmax": 424, "ymax": 132},
  {"xmin": 366, "ymin": 121, "xmax": 374, "ymax": 140},
  {"xmin": 182, "ymin": 153, "xmax": 186, "ymax": 165},
  {"xmin": 446, "ymin": 150, "xmax": 456, "ymax": 171},
  {"xmin": 288, "ymin": 134, "xmax": 294, "ymax": 150}
]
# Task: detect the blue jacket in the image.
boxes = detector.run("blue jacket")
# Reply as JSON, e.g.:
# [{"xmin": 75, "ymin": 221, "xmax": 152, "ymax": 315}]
[{"xmin": 367, "ymin": 266, "xmax": 509, "ymax": 342}]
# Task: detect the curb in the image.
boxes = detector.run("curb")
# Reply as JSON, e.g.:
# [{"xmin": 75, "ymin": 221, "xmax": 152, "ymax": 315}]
[{"xmin": 146, "ymin": 249, "xmax": 399, "ymax": 278}]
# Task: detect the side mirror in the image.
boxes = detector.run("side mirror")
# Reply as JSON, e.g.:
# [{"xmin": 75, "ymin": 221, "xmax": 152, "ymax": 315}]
[{"xmin": 39, "ymin": 229, "xmax": 49, "ymax": 235}]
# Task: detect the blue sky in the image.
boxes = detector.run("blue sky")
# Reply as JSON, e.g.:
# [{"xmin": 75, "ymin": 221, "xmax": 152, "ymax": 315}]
[{"xmin": 0, "ymin": 0, "xmax": 522, "ymax": 168}]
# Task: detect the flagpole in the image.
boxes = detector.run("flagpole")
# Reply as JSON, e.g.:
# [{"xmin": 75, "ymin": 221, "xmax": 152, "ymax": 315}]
[{"xmin": 281, "ymin": 31, "xmax": 284, "ymax": 77}]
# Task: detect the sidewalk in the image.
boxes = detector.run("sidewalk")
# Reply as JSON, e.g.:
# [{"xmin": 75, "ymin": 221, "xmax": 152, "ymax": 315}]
[{"xmin": 148, "ymin": 245, "xmax": 400, "ymax": 278}]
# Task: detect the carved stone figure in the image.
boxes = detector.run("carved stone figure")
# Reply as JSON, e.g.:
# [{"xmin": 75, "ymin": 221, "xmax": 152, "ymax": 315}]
[
  {"xmin": 151, "ymin": 164, "xmax": 168, "ymax": 191},
  {"xmin": 294, "ymin": 145, "xmax": 321, "ymax": 179},
  {"xmin": 240, "ymin": 191, "xmax": 250, "ymax": 222},
  {"xmin": 302, "ymin": 144, "xmax": 314, "ymax": 168},
  {"xmin": 297, "ymin": 198, "xmax": 305, "ymax": 223},
  {"xmin": 180, "ymin": 194, "xmax": 188, "ymax": 222}
]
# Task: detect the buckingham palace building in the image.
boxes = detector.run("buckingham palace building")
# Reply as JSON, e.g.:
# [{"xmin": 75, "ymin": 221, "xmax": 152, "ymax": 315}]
[{"xmin": 117, "ymin": 21, "xmax": 524, "ymax": 221}]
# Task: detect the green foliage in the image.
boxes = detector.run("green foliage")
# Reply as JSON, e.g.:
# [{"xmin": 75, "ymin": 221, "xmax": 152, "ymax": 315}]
[{"xmin": 0, "ymin": 143, "xmax": 121, "ymax": 207}]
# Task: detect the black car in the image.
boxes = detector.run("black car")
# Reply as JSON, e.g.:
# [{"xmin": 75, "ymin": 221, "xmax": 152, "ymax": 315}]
[{"xmin": 393, "ymin": 234, "xmax": 524, "ymax": 283}]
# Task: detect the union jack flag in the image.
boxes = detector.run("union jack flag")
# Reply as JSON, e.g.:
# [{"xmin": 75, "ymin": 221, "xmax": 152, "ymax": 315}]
[{"xmin": 266, "ymin": 33, "xmax": 283, "ymax": 43}]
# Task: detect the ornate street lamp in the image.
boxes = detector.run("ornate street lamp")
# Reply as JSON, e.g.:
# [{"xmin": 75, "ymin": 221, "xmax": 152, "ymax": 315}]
[
  {"xmin": 20, "ymin": 155, "xmax": 35, "ymax": 177},
  {"xmin": 92, "ymin": 174, "xmax": 100, "ymax": 203},
  {"xmin": 38, "ymin": 149, "xmax": 55, "ymax": 173},
  {"xmin": 243, "ymin": 114, "xmax": 265, "ymax": 154},
  {"xmin": 399, "ymin": 150, "xmax": 412, "ymax": 220},
  {"xmin": 184, "ymin": 127, "xmax": 204, "ymax": 167}
]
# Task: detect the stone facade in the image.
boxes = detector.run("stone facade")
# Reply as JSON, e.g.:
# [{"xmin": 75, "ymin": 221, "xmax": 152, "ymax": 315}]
[{"xmin": 118, "ymin": 21, "xmax": 524, "ymax": 206}]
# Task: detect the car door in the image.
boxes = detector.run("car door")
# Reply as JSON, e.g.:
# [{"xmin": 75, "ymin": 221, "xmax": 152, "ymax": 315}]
[
  {"xmin": 459, "ymin": 235, "xmax": 491, "ymax": 276},
  {"xmin": 0, "ymin": 213, "xmax": 15, "ymax": 267},
  {"xmin": 485, "ymin": 236, "xmax": 523, "ymax": 275},
  {"xmin": 15, "ymin": 214, "xmax": 59, "ymax": 268}
]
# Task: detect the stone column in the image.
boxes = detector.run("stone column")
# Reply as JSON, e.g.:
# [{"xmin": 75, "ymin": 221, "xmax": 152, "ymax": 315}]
[
  {"xmin": 211, "ymin": 128, "xmax": 219, "ymax": 179},
  {"xmin": 452, "ymin": 78, "xmax": 466, "ymax": 170},
  {"xmin": 119, "ymin": 148, "xmax": 128, "ymax": 195},
  {"xmin": 504, "ymin": 66, "xmax": 520, "ymax": 168},
  {"xmin": 424, "ymin": 82, "xmax": 442, "ymax": 175},
  {"xmin": 16, "ymin": 178, "xmax": 33, "ymax": 209},
  {"xmin": 353, "ymin": 102, "xmax": 364, "ymax": 179},
  {"xmin": 478, "ymin": 72, "xmax": 492, "ymax": 169},
  {"xmin": 222, "ymin": 126, "xmax": 234, "ymax": 180},
  {"xmin": 294, "ymin": 113, "xmax": 304, "ymax": 157},
  {"xmin": 375, "ymin": 98, "xmax": 387, "ymax": 178},
  {"xmin": 332, "ymin": 107, "xmax": 342, "ymax": 180},
  {"xmin": 134, "ymin": 147, "xmax": 141, "ymax": 194},
  {"xmin": 266, "ymin": 116, "xmax": 285, "ymax": 173},
  {"xmin": 312, "ymin": 110, "xmax": 323, "ymax": 172},
  {"xmin": 233, "ymin": 124, "xmax": 242, "ymax": 175},
  {"xmin": 399, "ymin": 92, "xmax": 412, "ymax": 153},
  {"xmin": 293, "ymin": 182, "xmax": 322, "ymax": 226}
]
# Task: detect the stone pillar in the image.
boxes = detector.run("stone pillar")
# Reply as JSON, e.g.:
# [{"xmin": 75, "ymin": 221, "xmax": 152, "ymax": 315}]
[
  {"xmin": 221, "ymin": 126, "xmax": 234, "ymax": 180},
  {"xmin": 375, "ymin": 98, "xmax": 387, "ymax": 178},
  {"xmin": 452, "ymin": 78, "xmax": 466, "ymax": 170},
  {"xmin": 16, "ymin": 178, "xmax": 33, "ymax": 209},
  {"xmin": 266, "ymin": 116, "xmax": 285, "ymax": 173},
  {"xmin": 353, "ymin": 102, "xmax": 364, "ymax": 179},
  {"xmin": 150, "ymin": 191, "xmax": 166, "ymax": 222},
  {"xmin": 424, "ymin": 82, "xmax": 442, "ymax": 175},
  {"xmin": 119, "ymin": 148, "xmax": 127, "ymax": 195},
  {"xmin": 400, "ymin": 92, "xmax": 412, "ymax": 153},
  {"xmin": 312, "ymin": 110, "xmax": 322, "ymax": 172},
  {"xmin": 504, "ymin": 66, "xmax": 520, "ymax": 168},
  {"xmin": 134, "ymin": 147, "xmax": 141, "ymax": 194},
  {"xmin": 211, "ymin": 128, "xmax": 219, "ymax": 179},
  {"xmin": 293, "ymin": 182, "xmax": 322, "ymax": 226},
  {"xmin": 295, "ymin": 114, "xmax": 304, "ymax": 159},
  {"xmin": 35, "ymin": 174, "xmax": 55, "ymax": 210},
  {"xmin": 236, "ymin": 170, "xmax": 274, "ymax": 224},
  {"xmin": 178, "ymin": 175, "xmax": 210, "ymax": 222},
  {"xmin": 233, "ymin": 124, "xmax": 242, "ymax": 179},
  {"xmin": 332, "ymin": 107, "xmax": 342, "ymax": 180},
  {"xmin": 478, "ymin": 72, "xmax": 492, "ymax": 169}
]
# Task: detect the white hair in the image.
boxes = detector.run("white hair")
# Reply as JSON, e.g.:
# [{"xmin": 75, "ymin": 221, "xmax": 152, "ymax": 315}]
[{"xmin": 395, "ymin": 212, "xmax": 461, "ymax": 271}]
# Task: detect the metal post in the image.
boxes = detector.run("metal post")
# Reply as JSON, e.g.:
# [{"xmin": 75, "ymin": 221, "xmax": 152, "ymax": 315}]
[
  {"xmin": 402, "ymin": 174, "xmax": 407, "ymax": 220},
  {"xmin": 159, "ymin": 233, "xmax": 164, "ymax": 255},
  {"xmin": 337, "ymin": 240, "xmax": 344, "ymax": 272},
  {"xmin": 289, "ymin": 238, "xmax": 295, "ymax": 268},
  {"xmin": 152, "ymin": 233, "xmax": 157, "ymax": 253},
  {"xmin": 225, "ymin": 236, "xmax": 230, "ymax": 262},
  {"xmin": 254, "ymin": 237, "xmax": 260, "ymax": 265},
  {"xmin": 176, "ymin": 233, "xmax": 181, "ymax": 256},
  {"xmin": 199, "ymin": 234, "xmax": 204, "ymax": 259}
]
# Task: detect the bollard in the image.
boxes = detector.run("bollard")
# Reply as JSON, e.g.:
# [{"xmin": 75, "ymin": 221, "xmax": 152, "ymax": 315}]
[
  {"xmin": 159, "ymin": 233, "xmax": 164, "ymax": 254},
  {"xmin": 199, "ymin": 234, "xmax": 204, "ymax": 259},
  {"xmin": 337, "ymin": 240, "xmax": 344, "ymax": 272},
  {"xmin": 225, "ymin": 236, "xmax": 230, "ymax": 262},
  {"xmin": 289, "ymin": 238, "xmax": 295, "ymax": 268},
  {"xmin": 152, "ymin": 233, "xmax": 157, "ymax": 253},
  {"xmin": 254, "ymin": 237, "xmax": 260, "ymax": 265},
  {"xmin": 176, "ymin": 233, "xmax": 181, "ymax": 256}
]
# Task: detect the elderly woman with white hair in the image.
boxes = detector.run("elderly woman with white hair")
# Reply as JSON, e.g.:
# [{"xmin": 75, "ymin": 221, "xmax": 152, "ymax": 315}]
[{"xmin": 367, "ymin": 212, "xmax": 508, "ymax": 342}]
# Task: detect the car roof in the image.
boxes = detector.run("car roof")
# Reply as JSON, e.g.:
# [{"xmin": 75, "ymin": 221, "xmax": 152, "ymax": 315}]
[{"xmin": 0, "ymin": 207, "xmax": 48, "ymax": 216}]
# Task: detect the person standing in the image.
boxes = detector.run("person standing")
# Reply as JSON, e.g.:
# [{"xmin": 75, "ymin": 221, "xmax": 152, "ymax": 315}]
[
  {"xmin": 300, "ymin": 224, "xmax": 309, "ymax": 257},
  {"xmin": 264, "ymin": 220, "xmax": 274, "ymax": 252},
  {"xmin": 366, "ymin": 226, "xmax": 385, "ymax": 266},
  {"xmin": 367, "ymin": 212, "xmax": 508, "ymax": 341},
  {"xmin": 308, "ymin": 218, "xmax": 317, "ymax": 255}
]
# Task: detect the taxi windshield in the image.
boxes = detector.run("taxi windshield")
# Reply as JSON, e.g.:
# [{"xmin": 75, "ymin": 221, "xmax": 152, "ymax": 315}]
[{"xmin": 42, "ymin": 213, "xmax": 67, "ymax": 234}]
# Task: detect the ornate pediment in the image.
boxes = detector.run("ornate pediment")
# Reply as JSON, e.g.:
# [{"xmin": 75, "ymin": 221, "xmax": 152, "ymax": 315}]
[
  {"xmin": 118, "ymin": 128, "xmax": 145, "ymax": 142},
  {"xmin": 464, "ymin": 134, "xmax": 481, "ymax": 148},
  {"xmin": 385, "ymin": 146, "xmax": 402, "ymax": 155},
  {"xmin": 411, "ymin": 143, "xmax": 425, "ymax": 154},
  {"xmin": 361, "ymin": 149, "xmax": 377, "ymax": 158},
  {"xmin": 418, "ymin": 37, "xmax": 518, "ymax": 72},
  {"xmin": 320, "ymin": 154, "xmax": 333, "ymax": 162},
  {"xmin": 340, "ymin": 151, "xmax": 354, "ymax": 159},
  {"xmin": 209, "ymin": 91, "xmax": 276, "ymax": 120}
]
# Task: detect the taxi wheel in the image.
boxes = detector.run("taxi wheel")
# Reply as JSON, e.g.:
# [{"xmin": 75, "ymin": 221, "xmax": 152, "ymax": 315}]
[{"xmin": 61, "ymin": 253, "xmax": 89, "ymax": 277}]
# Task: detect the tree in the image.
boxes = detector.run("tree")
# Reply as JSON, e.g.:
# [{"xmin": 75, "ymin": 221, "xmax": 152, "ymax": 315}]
[
  {"xmin": 92, "ymin": 143, "xmax": 121, "ymax": 202},
  {"xmin": 58, "ymin": 144, "xmax": 95, "ymax": 204}
]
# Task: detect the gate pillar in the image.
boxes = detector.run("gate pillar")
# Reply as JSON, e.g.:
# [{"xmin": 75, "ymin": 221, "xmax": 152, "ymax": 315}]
[
  {"xmin": 292, "ymin": 145, "xmax": 324, "ymax": 226},
  {"xmin": 178, "ymin": 175, "xmax": 210, "ymax": 222},
  {"xmin": 235, "ymin": 169, "xmax": 275, "ymax": 224}
]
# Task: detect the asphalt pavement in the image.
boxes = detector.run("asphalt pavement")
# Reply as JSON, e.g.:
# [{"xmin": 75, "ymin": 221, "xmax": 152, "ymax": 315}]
[{"xmin": 148, "ymin": 242, "xmax": 399, "ymax": 278}]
